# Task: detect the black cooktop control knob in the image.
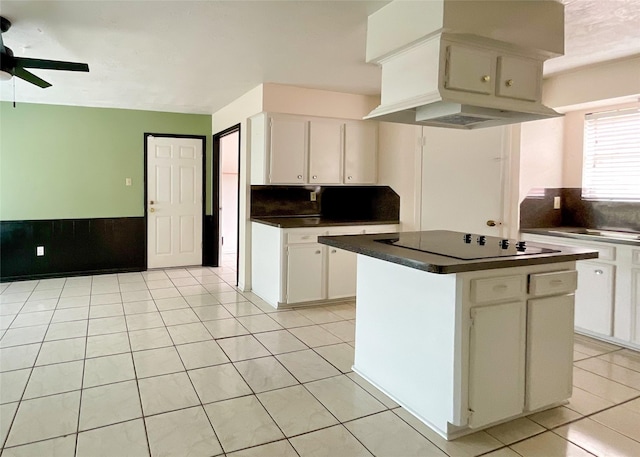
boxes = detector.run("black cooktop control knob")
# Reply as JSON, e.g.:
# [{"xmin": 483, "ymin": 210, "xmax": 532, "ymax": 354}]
[
  {"xmin": 477, "ymin": 235, "xmax": 487, "ymax": 245},
  {"xmin": 463, "ymin": 234, "xmax": 472, "ymax": 243},
  {"xmin": 500, "ymin": 239, "xmax": 510, "ymax": 249},
  {"xmin": 516, "ymin": 241, "xmax": 527, "ymax": 251}
]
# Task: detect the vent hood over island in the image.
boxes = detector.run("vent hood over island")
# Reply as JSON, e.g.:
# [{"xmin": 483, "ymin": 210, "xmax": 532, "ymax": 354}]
[{"xmin": 365, "ymin": 0, "xmax": 565, "ymax": 129}]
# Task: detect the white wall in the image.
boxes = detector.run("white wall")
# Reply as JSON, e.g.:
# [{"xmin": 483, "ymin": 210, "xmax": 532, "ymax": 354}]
[
  {"xmin": 262, "ymin": 83, "xmax": 379, "ymax": 119},
  {"xmin": 220, "ymin": 132, "xmax": 239, "ymax": 255},
  {"xmin": 377, "ymin": 122, "xmax": 422, "ymax": 231},
  {"xmin": 518, "ymin": 116, "xmax": 564, "ymax": 202},
  {"xmin": 212, "ymin": 85, "xmax": 263, "ymax": 290}
]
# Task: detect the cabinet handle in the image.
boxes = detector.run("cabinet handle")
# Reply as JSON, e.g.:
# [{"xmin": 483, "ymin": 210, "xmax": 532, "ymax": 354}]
[
  {"xmin": 481, "ymin": 75, "xmax": 491, "ymax": 83},
  {"xmin": 594, "ymin": 269, "xmax": 604, "ymax": 275},
  {"xmin": 505, "ymin": 79, "xmax": 514, "ymax": 87},
  {"xmin": 312, "ymin": 175, "xmax": 317, "ymax": 180},
  {"xmin": 331, "ymin": 249, "xmax": 336, "ymax": 253},
  {"xmin": 550, "ymin": 279, "xmax": 564, "ymax": 285},
  {"xmin": 315, "ymin": 250, "xmax": 321, "ymax": 254},
  {"xmin": 347, "ymin": 176, "xmax": 353, "ymax": 180},
  {"xmin": 493, "ymin": 284, "xmax": 508, "ymax": 292},
  {"xmin": 297, "ymin": 175, "xmax": 303, "ymax": 179}
]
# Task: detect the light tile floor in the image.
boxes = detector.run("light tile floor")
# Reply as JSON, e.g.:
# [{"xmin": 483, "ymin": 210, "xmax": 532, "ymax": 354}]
[{"xmin": 1, "ymin": 264, "xmax": 640, "ymax": 456}]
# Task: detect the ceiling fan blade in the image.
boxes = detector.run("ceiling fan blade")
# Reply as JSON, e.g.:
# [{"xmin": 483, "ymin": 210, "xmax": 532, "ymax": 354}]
[
  {"xmin": 14, "ymin": 57, "xmax": 89, "ymax": 72},
  {"xmin": 14, "ymin": 67, "xmax": 52, "ymax": 88}
]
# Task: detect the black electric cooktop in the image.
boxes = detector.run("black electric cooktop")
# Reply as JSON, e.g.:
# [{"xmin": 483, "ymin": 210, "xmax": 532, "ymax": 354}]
[{"xmin": 376, "ymin": 230, "xmax": 560, "ymax": 260}]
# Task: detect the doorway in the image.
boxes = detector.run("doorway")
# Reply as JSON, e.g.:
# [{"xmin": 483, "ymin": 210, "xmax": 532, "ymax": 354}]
[
  {"xmin": 145, "ymin": 134, "xmax": 206, "ymax": 269},
  {"xmin": 212, "ymin": 125, "xmax": 241, "ymax": 284}
]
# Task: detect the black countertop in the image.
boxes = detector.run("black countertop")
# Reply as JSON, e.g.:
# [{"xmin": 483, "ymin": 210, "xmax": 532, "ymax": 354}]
[
  {"xmin": 318, "ymin": 230, "xmax": 599, "ymax": 274},
  {"xmin": 251, "ymin": 216, "xmax": 400, "ymax": 229},
  {"xmin": 521, "ymin": 227, "xmax": 640, "ymax": 247}
]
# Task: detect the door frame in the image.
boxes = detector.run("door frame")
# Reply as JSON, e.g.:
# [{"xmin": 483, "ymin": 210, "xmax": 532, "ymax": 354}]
[
  {"xmin": 143, "ymin": 133, "xmax": 207, "ymax": 270},
  {"xmin": 212, "ymin": 124, "xmax": 241, "ymax": 284}
]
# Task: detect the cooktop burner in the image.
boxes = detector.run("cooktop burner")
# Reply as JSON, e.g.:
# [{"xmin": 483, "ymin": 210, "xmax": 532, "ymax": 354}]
[{"xmin": 376, "ymin": 230, "xmax": 560, "ymax": 260}]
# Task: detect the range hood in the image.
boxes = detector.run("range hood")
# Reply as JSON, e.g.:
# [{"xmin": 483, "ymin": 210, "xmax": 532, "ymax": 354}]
[{"xmin": 365, "ymin": 0, "xmax": 565, "ymax": 129}]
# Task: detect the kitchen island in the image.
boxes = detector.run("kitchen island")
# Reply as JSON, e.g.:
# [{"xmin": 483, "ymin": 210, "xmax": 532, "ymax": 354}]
[{"xmin": 318, "ymin": 230, "xmax": 598, "ymax": 440}]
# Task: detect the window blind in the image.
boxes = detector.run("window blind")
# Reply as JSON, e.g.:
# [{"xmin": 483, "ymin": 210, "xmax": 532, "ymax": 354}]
[{"xmin": 582, "ymin": 107, "xmax": 640, "ymax": 201}]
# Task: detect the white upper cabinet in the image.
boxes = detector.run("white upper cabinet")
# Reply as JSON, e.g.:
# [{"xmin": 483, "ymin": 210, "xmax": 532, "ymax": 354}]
[
  {"xmin": 250, "ymin": 113, "xmax": 378, "ymax": 185},
  {"xmin": 269, "ymin": 115, "xmax": 307, "ymax": 184},
  {"xmin": 444, "ymin": 43, "xmax": 542, "ymax": 103},
  {"xmin": 309, "ymin": 119, "xmax": 343, "ymax": 184},
  {"xmin": 344, "ymin": 121, "xmax": 378, "ymax": 184}
]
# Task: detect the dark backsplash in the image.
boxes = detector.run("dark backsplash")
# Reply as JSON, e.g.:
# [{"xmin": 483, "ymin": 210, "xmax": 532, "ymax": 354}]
[
  {"xmin": 520, "ymin": 188, "xmax": 640, "ymax": 232},
  {"xmin": 251, "ymin": 185, "xmax": 400, "ymax": 221}
]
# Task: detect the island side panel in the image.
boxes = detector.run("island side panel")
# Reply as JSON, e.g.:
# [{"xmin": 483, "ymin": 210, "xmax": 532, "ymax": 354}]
[
  {"xmin": 353, "ymin": 254, "xmax": 459, "ymax": 433},
  {"xmin": 250, "ymin": 222, "xmax": 283, "ymax": 307}
]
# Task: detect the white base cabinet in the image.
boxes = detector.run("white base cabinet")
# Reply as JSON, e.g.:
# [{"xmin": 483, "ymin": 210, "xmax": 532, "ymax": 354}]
[
  {"xmin": 353, "ymin": 256, "xmax": 578, "ymax": 439},
  {"xmin": 522, "ymin": 233, "xmax": 640, "ymax": 349},
  {"xmin": 251, "ymin": 222, "xmax": 398, "ymax": 308}
]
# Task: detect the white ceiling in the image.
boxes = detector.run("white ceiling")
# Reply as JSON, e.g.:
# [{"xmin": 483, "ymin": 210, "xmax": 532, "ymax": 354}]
[{"xmin": 1, "ymin": 0, "xmax": 639, "ymax": 115}]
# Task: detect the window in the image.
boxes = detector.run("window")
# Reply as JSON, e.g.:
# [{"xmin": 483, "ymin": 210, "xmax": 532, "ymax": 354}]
[{"xmin": 582, "ymin": 107, "xmax": 640, "ymax": 201}]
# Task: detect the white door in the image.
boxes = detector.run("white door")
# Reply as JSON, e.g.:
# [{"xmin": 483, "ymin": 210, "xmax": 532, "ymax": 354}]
[
  {"xmin": 309, "ymin": 119, "xmax": 343, "ymax": 184},
  {"xmin": 420, "ymin": 126, "xmax": 510, "ymax": 236},
  {"xmin": 344, "ymin": 121, "xmax": 378, "ymax": 184},
  {"xmin": 575, "ymin": 261, "xmax": 615, "ymax": 336},
  {"xmin": 147, "ymin": 136, "xmax": 203, "ymax": 269},
  {"xmin": 287, "ymin": 244, "xmax": 325, "ymax": 304},
  {"xmin": 468, "ymin": 301, "xmax": 526, "ymax": 428},
  {"xmin": 327, "ymin": 248, "xmax": 357, "ymax": 299},
  {"xmin": 269, "ymin": 116, "xmax": 307, "ymax": 184}
]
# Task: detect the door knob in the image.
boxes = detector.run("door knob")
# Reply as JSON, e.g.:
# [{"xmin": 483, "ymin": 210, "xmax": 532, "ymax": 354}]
[
  {"xmin": 486, "ymin": 220, "xmax": 499, "ymax": 227},
  {"xmin": 149, "ymin": 208, "xmax": 155, "ymax": 213}
]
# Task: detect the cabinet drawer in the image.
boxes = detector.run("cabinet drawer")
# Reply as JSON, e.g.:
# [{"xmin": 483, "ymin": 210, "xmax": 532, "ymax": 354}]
[
  {"xmin": 471, "ymin": 276, "xmax": 526, "ymax": 304},
  {"xmin": 529, "ymin": 270, "xmax": 578, "ymax": 296},
  {"xmin": 633, "ymin": 249, "xmax": 640, "ymax": 266},
  {"xmin": 287, "ymin": 232, "xmax": 323, "ymax": 244}
]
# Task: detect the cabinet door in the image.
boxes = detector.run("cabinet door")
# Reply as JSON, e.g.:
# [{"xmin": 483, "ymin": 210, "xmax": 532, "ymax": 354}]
[
  {"xmin": 269, "ymin": 116, "xmax": 307, "ymax": 184},
  {"xmin": 327, "ymin": 248, "xmax": 357, "ymax": 299},
  {"xmin": 496, "ymin": 56, "xmax": 541, "ymax": 102},
  {"xmin": 287, "ymin": 244, "xmax": 325, "ymax": 304},
  {"xmin": 445, "ymin": 45, "xmax": 494, "ymax": 95},
  {"xmin": 344, "ymin": 121, "xmax": 377, "ymax": 184},
  {"xmin": 633, "ymin": 268, "xmax": 640, "ymax": 345},
  {"xmin": 468, "ymin": 301, "xmax": 525, "ymax": 428},
  {"xmin": 575, "ymin": 261, "xmax": 615, "ymax": 336},
  {"xmin": 308, "ymin": 119, "xmax": 343, "ymax": 184},
  {"xmin": 527, "ymin": 295, "xmax": 574, "ymax": 410}
]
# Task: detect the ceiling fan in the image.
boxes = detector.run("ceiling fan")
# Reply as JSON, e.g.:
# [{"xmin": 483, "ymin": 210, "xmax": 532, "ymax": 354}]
[{"xmin": 0, "ymin": 16, "xmax": 89, "ymax": 88}]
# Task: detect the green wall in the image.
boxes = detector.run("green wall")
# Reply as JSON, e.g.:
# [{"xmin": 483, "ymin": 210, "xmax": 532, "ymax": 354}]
[{"xmin": 0, "ymin": 102, "xmax": 212, "ymax": 221}]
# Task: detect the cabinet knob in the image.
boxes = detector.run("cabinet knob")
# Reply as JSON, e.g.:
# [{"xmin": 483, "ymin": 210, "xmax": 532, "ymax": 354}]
[
  {"xmin": 594, "ymin": 269, "xmax": 604, "ymax": 275},
  {"xmin": 331, "ymin": 249, "xmax": 336, "ymax": 253},
  {"xmin": 481, "ymin": 75, "xmax": 491, "ymax": 83},
  {"xmin": 347, "ymin": 176, "xmax": 353, "ymax": 180},
  {"xmin": 505, "ymin": 79, "xmax": 514, "ymax": 87},
  {"xmin": 312, "ymin": 175, "xmax": 317, "ymax": 180},
  {"xmin": 297, "ymin": 175, "xmax": 302, "ymax": 179},
  {"xmin": 315, "ymin": 250, "xmax": 321, "ymax": 254}
]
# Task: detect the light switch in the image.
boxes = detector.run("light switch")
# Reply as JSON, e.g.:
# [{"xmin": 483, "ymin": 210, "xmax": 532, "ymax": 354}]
[
  {"xmin": 553, "ymin": 196, "xmax": 561, "ymax": 209},
  {"xmin": 125, "ymin": 178, "xmax": 132, "ymax": 186},
  {"xmin": 36, "ymin": 246, "xmax": 44, "ymax": 256}
]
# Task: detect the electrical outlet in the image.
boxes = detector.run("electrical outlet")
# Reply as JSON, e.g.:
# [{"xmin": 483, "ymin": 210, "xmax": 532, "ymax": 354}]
[
  {"xmin": 36, "ymin": 246, "xmax": 44, "ymax": 256},
  {"xmin": 310, "ymin": 191, "xmax": 317, "ymax": 202},
  {"xmin": 553, "ymin": 196, "xmax": 561, "ymax": 209}
]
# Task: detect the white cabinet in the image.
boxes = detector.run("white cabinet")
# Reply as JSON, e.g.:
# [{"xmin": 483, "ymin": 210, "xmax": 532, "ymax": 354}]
[
  {"xmin": 269, "ymin": 116, "xmax": 307, "ymax": 183},
  {"xmin": 344, "ymin": 121, "xmax": 378, "ymax": 184},
  {"xmin": 250, "ymin": 113, "xmax": 378, "ymax": 185},
  {"xmin": 327, "ymin": 247, "xmax": 357, "ymax": 299},
  {"xmin": 251, "ymin": 222, "xmax": 398, "ymax": 308},
  {"xmin": 468, "ymin": 300, "xmax": 526, "ymax": 428},
  {"xmin": 526, "ymin": 294, "xmax": 574, "ymax": 410},
  {"xmin": 309, "ymin": 119, "xmax": 343, "ymax": 184},
  {"xmin": 521, "ymin": 233, "xmax": 640, "ymax": 349},
  {"xmin": 444, "ymin": 42, "xmax": 542, "ymax": 103},
  {"xmin": 287, "ymin": 244, "xmax": 325, "ymax": 303},
  {"xmin": 575, "ymin": 261, "xmax": 615, "ymax": 336}
]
